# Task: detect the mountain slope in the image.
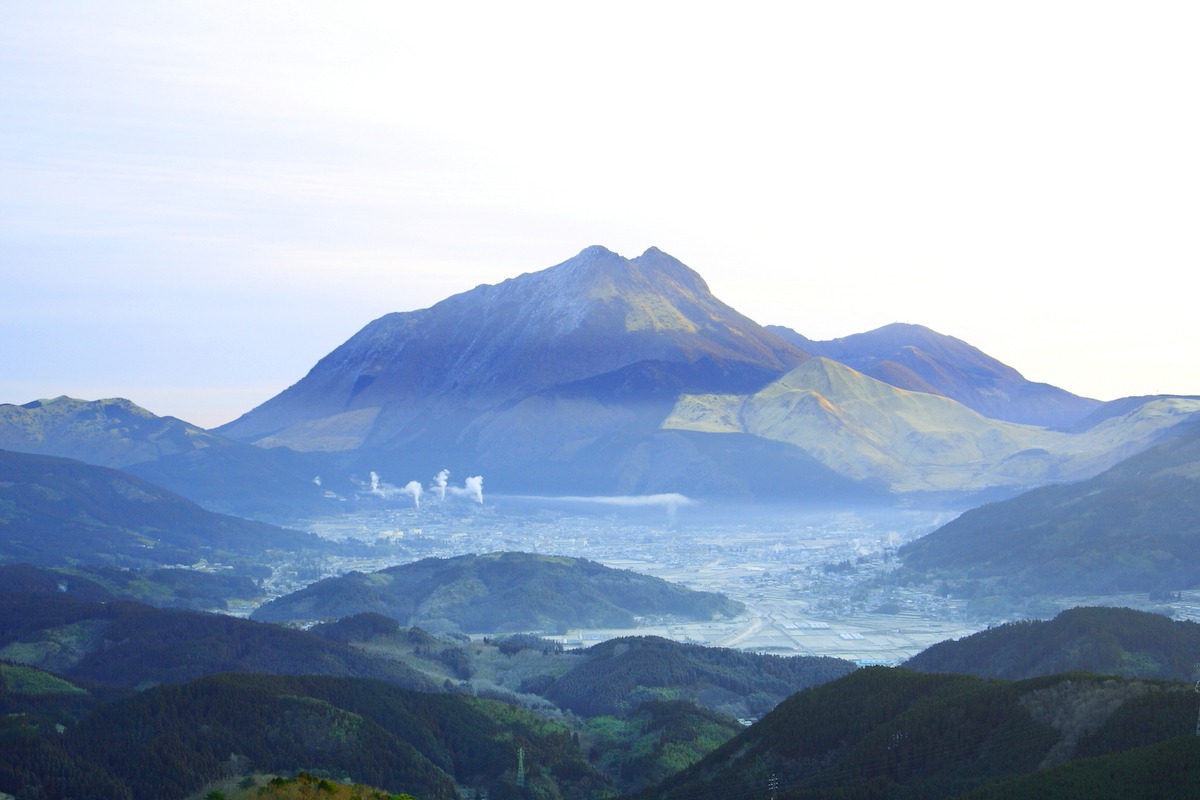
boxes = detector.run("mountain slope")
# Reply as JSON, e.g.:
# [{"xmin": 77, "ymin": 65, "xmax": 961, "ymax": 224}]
[
  {"xmin": 663, "ymin": 358, "xmax": 1200, "ymax": 494},
  {"xmin": 214, "ymin": 246, "xmax": 812, "ymax": 496},
  {"xmin": 0, "ymin": 396, "xmax": 353, "ymax": 519},
  {"xmin": 905, "ymin": 607, "xmax": 1200, "ymax": 681},
  {"xmin": 899, "ymin": 420, "xmax": 1200, "ymax": 593},
  {"xmin": 638, "ymin": 667, "xmax": 1195, "ymax": 800},
  {"xmin": 0, "ymin": 448, "xmax": 327, "ymax": 569},
  {"xmin": 771, "ymin": 323, "xmax": 1101, "ymax": 427},
  {"xmin": 250, "ymin": 551, "xmax": 745, "ymax": 632},
  {"xmin": 0, "ymin": 593, "xmax": 435, "ymax": 692}
]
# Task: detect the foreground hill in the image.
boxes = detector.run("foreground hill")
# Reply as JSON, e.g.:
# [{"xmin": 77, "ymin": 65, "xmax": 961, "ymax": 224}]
[
  {"xmin": 2, "ymin": 672, "xmax": 609, "ymax": 800},
  {"xmin": 770, "ymin": 322, "xmax": 1101, "ymax": 428},
  {"xmin": 0, "ymin": 593, "xmax": 435, "ymax": 692},
  {"xmin": 309, "ymin": 616, "xmax": 856, "ymax": 724},
  {"xmin": 541, "ymin": 635, "xmax": 855, "ymax": 718},
  {"xmin": 0, "ymin": 396, "xmax": 353, "ymax": 519},
  {"xmin": 905, "ymin": 607, "xmax": 1200, "ymax": 681},
  {"xmin": 0, "ymin": 448, "xmax": 330, "ymax": 570},
  {"xmin": 662, "ymin": 358, "xmax": 1200, "ymax": 494},
  {"xmin": 639, "ymin": 666, "xmax": 1196, "ymax": 800},
  {"xmin": 252, "ymin": 552, "xmax": 744, "ymax": 632},
  {"xmin": 900, "ymin": 420, "xmax": 1200, "ymax": 594}
]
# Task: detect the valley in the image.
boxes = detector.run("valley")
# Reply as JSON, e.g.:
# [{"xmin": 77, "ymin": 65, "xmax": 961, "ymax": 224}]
[{"xmin": 275, "ymin": 500, "xmax": 984, "ymax": 663}]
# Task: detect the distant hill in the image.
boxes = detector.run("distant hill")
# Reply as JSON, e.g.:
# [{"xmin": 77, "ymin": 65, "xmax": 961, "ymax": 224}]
[
  {"xmin": 0, "ymin": 593, "xmax": 435, "ymax": 692},
  {"xmin": 0, "ymin": 396, "xmax": 355, "ymax": 519},
  {"xmin": 770, "ymin": 322, "xmax": 1101, "ymax": 428},
  {"xmin": 0, "ymin": 562, "xmax": 263, "ymax": 612},
  {"xmin": 541, "ymin": 635, "xmax": 855, "ymax": 718},
  {"xmin": 900, "ymin": 421, "xmax": 1200, "ymax": 594},
  {"xmin": 0, "ymin": 448, "xmax": 329, "ymax": 569},
  {"xmin": 662, "ymin": 358, "xmax": 1200, "ymax": 494},
  {"xmin": 251, "ymin": 552, "xmax": 745, "ymax": 633},
  {"xmin": 638, "ymin": 666, "xmax": 1196, "ymax": 800},
  {"xmin": 905, "ymin": 606, "xmax": 1200, "ymax": 681}
]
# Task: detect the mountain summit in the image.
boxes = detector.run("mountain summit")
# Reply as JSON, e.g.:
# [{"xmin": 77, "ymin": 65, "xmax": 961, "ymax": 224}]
[{"xmin": 216, "ymin": 247, "xmax": 810, "ymax": 492}]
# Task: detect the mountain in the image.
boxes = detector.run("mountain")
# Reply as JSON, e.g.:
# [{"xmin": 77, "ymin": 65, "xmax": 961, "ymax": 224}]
[
  {"xmin": 663, "ymin": 357, "xmax": 1200, "ymax": 494},
  {"xmin": 770, "ymin": 322, "xmax": 1101, "ymax": 428},
  {"xmin": 0, "ymin": 396, "xmax": 353, "ymax": 519},
  {"xmin": 905, "ymin": 606, "xmax": 1200, "ymax": 681},
  {"xmin": 899, "ymin": 420, "xmax": 1200, "ymax": 594},
  {"xmin": 0, "ymin": 448, "xmax": 330, "ymax": 570},
  {"xmin": 637, "ymin": 666, "xmax": 1197, "ymax": 800},
  {"xmin": 250, "ymin": 551, "xmax": 745, "ymax": 632},
  {"xmin": 216, "ymin": 246, "xmax": 815, "ymax": 496}
]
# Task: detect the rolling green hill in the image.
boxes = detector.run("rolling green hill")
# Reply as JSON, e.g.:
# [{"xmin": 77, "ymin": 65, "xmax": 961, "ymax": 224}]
[
  {"xmin": 251, "ymin": 552, "xmax": 745, "ymax": 633},
  {"xmin": 904, "ymin": 606, "xmax": 1200, "ymax": 681},
  {"xmin": 542, "ymin": 635, "xmax": 855, "ymax": 718},
  {"xmin": 0, "ymin": 594, "xmax": 435, "ymax": 692}
]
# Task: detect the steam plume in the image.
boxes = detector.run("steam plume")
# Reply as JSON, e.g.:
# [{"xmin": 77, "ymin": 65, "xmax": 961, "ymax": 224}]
[
  {"xmin": 431, "ymin": 469, "xmax": 450, "ymax": 501},
  {"xmin": 448, "ymin": 475, "xmax": 484, "ymax": 504}
]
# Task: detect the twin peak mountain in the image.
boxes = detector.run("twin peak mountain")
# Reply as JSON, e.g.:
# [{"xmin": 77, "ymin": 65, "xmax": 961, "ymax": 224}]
[{"xmin": 206, "ymin": 246, "xmax": 1195, "ymax": 501}]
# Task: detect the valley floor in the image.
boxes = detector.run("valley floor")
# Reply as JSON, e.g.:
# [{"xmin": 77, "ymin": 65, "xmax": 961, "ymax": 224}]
[{"xmin": 270, "ymin": 498, "xmax": 1199, "ymax": 663}]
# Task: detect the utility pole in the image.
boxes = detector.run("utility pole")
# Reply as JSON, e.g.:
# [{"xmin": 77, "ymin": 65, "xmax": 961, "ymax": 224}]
[
  {"xmin": 517, "ymin": 746, "xmax": 526, "ymax": 787},
  {"xmin": 768, "ymin": 772, "xmax": 778, "ymax": 800},
  {"xmin": 1193, "ymin": 663, "xmax": 1200, "ymax": 736}
]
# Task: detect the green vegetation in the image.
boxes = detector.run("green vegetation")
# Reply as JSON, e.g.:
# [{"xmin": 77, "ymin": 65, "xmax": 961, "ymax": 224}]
[
  {"xmin": 905, "ymin": 606, "xmax": 1200, "ymax": 681},
  {"xmin": 638, "ymin": 667, "xmax": 1198, "ymax": 800},
  {"xmin": 544, "ymin": 636, "xmax": 855, "ymax": 718},
  {"xmin": 0, "ymin": 594, "xmax": 436, "ymax": 692},
  {"xmin": 197, "ymin": 772, "xmax": 416, "ymax": 799},
  {"xmin": 0, "ymin": 448, "xmax": 330, "ymax": 571},
  {"xmin": 583, "ymin": 701, "xmax": 744, "ymax": 794},
  {"xmin": 252, "ymin": 552, "xmax": 745, "ymax": 633},
  {"xmin": 900, "ymin": 421, "xmax": 1200, "ymax": 596}
]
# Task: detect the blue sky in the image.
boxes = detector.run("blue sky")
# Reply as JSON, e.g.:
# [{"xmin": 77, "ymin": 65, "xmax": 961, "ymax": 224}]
[{"xmin": 3, "ymin": 2, "xmax": 1198, "ymax": 427}]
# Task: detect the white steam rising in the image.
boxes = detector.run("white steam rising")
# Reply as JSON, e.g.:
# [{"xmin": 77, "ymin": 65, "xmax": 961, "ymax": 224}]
[
  {"xmin": 363, "ymin": 469, "xmax": 482, "ymax": 507},
  {"xmin": 432, "ymin": 469, "xmax": 449, "ymax": 501},
  {"xmin": 447, "ymin": 474, "xmax": 484, "ymax": 504}
]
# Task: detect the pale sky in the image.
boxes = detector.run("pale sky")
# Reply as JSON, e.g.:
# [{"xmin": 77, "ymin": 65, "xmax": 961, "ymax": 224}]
[{"xmin": 3, "ymin": 2, "xmax": 1197, "ymax": 428}]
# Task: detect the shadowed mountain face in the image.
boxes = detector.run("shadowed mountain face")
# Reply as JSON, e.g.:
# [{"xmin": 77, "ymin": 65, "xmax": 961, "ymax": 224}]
[
  {"xmin": 899, "ymin": 421, "xmax": 1200, "ymax": 593},
  {"xmin": 214, "ymin": 246, "xmax": 814, "ymax": 495},
  {"xmin": 0, "ymin": 448, "xmax": 327, "ymax": 569},
  {"xmin": 770, "ymin": 322, "xmax": 1102, "ymax": 428},
  {"xmin": 0, "ymin": 396, "xmax": 354, "ymax": 519}
]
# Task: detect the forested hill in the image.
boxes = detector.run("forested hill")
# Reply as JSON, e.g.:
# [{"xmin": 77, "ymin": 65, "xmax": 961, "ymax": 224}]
[
  {"xmin": 638, "ymin": 666, "xmax": 1200, "ymax": 800},
  {"xmin": 3, "ymin": 672, "xmax": 610, "ymax": 800},
  {"xmin": 542, "ymin": 635, "xmax": 855, "ymax": 718},
  {"xmin": 0, "ymin": 593, "xmax": 435, "ymax": 692},
  {"xmin": 904, "ymin": 606, "xmax": 1200, "ymax": 681},
  {"xmin": 251, "ymin": 551, "xmax": 745, "ymax": 632},
  {"xmin": 0, "ymin": 448, "xmax": 329, "ymax": 570}
]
